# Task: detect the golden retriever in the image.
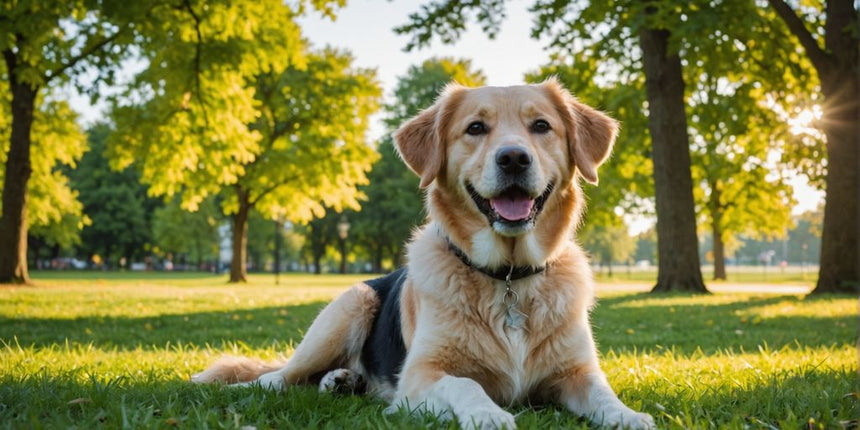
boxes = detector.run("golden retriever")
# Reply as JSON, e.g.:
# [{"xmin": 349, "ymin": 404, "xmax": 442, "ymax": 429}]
[{"xmin": 191, "ymin": 78, "xmax": 655, "ymax": 429}]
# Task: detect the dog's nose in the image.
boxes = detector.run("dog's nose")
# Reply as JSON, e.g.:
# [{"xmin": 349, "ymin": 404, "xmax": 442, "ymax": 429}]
[{"xmin": 496, "ymin": 146, "xmax": 532, "ymax": 175}]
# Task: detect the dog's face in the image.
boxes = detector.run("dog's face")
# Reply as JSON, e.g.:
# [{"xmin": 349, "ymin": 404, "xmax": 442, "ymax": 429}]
[{"xmin": 395, "ymin": 79, "xmax": 617, "ymax": 255}]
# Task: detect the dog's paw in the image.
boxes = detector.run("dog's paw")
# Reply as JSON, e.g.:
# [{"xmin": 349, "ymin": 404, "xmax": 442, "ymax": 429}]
[
  {"xmin": 189, "ymin": 372, "xmax": 208, "ymax": 383},
  {"xmin": 319, "ymin": 369, "xmax": 365, "ymax": 394},
  {"xmin": 254, "ymin": 371, "xmax": 287, "ymax": 391},
  {"xmin": 595, "ymin": 408, "xmax": 655, "ymax": 430},
  {"xmin": 459, "ymin": 406, "xmax": 517, "ymax": 430}
]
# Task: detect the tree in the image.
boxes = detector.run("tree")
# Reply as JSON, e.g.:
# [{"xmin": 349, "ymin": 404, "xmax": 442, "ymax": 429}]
[
  {"xmin": 351, "ymin": 58, "xmax": 485, "ymax": 272},
  {"xmin": 688, "ymin": 79, "xmax": 796, "ymax": 280},
  {"xmin": 633, "ymin": 229, "xmax": 657, "ymax": 265},
  {"xmin": 301, "ymin": 212, "xmax": 338, "ymax": 274},
  {"xmin": 112, "ymin": 48, "xmax": 381, "ymax": 282},
  {"xmin": 1, "ymin": 0, "xmax": 329, "ymax": 283},
  {"xmin": 0, "ymin": 81, "xmax": 89, "ymax": 272},
  {"xmin": 0, "ymin": 1, "xmax": 145, "ymax": 283},
  {"xmin": 580, "ymin": 215, "xmax": 636, "ymax": 277},
  {"xmin": 786, "ymin": 208, "xmax": 822, "ymax": 266},
  {"xmin": 152, "ymin": 197, "xmax": 220, "ymax": 268},
  {"xmin": 395, "ymin": 1, "xmax": 709, "ymax": 292},
  {"xmin": 68, "ymin": 124, "xmax": 157, "ymax": 267},
  {"xmin": 767, "ymin": 0, "xmax": 859, "ymax": 294}
]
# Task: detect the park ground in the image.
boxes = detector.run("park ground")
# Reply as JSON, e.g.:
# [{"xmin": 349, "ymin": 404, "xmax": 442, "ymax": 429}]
[{"xmin": 0, "ymin": 272, "xmax": 857, "ymax": 429}]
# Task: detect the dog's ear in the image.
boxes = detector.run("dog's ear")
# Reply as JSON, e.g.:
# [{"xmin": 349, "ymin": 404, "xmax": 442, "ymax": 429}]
[
  {"xmin": 543, "ymin": 78, "xmax": 618, "ymax": 185},
  {"xmin": 393, "ymin": 84, "xmax": 463, "ymax": 188}
]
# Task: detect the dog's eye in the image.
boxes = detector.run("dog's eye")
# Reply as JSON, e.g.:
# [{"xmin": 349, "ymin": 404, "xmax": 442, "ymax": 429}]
[
  {"xmin": 466, "ymin": 121, "xmax": 488, "ymax": 136},
  {"xmin": 531, "ymin": 119, "xmax": 551, "ymax": 134}
]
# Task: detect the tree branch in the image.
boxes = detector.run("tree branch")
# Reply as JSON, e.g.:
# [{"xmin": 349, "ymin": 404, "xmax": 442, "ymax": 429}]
[
  {"xmin": 247, "ymin": 175, "xmax": 298, "ymax": 206},
  {"xmin": 45, "ymin": 28, "xmax": 125, "ymax": 83},
  {"xmin": 767, "ymin": 0, "xmax": 831, "ymax": 74},
  {"xmin": 183, "ymin": 0, "xmax": 210, "ymax": 128}
]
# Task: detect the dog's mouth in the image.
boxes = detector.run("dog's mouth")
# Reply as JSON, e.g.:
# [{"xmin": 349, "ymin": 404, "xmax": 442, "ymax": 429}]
[{"xmin": 466, "ymin": 182, "xmax": 554, "ymax": 230}]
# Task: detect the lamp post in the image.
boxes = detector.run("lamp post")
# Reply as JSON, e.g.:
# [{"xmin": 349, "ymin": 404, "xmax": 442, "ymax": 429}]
[{"xmin": 337, "ymin": 216, "xmax": 350, "ymax": 274}]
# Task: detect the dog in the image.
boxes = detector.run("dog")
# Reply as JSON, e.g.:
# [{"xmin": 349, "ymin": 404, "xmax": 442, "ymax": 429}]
[{"xmin": 191, "ymin": 78, "xmax": 655, "ymax": 429}]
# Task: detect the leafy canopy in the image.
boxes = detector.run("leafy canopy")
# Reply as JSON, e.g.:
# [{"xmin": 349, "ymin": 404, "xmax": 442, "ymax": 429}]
[{"xmin": 0, "ymin": 80, "xmax": 89, "ymax": 248}]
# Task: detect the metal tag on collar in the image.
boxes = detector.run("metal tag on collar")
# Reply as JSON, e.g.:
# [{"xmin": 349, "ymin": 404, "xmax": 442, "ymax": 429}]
[{"xmin": 503, "ymin": 265, "xmax": 526, "ymax": 329}]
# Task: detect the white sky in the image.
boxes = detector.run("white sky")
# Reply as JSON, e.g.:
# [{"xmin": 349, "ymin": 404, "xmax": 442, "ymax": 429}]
[{"xmin": 65, "ymin": 0, "xmax": 823, "ymax": 234}]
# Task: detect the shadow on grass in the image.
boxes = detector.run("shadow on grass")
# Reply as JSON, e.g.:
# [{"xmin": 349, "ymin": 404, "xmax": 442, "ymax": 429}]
[
  {"xmin": 1, "ymin": 302, "xmax": 328, "ymax": 350},
  {"xmin": 591, "ymin": 293, "xmax": 856, "ymax": 354},
  {"xmin": 1, "ymin": 361, "xmax": 856, "ymax": 428},
  {"xmin": 3, "ymin": 293, "xmax": 854, "ymax": 357}
]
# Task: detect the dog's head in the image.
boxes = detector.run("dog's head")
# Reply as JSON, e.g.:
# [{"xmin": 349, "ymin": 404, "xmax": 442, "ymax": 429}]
[{"xmin": 394, "ymin": 79, "xmax": 617, "ymax": 264}]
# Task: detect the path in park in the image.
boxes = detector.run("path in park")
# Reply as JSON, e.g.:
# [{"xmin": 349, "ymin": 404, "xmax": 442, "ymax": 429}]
[{"xmin": 596, "ymin": 282, "xmax": 813, "ymax": 295}]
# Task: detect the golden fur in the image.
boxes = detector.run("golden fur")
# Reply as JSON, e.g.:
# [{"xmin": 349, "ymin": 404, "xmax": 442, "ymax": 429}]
[{"xmin": 192, "ymin": 79, "xmax": 654, "ymax": 429}]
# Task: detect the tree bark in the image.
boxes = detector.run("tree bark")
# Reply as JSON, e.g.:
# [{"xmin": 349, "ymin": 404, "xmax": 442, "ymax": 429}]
[
  {"xmin": 768, "ymin": 0, "xmax": 859, "ymax": 293},
  {"xmin": 312, "ymin": 252, "xmax": 322, "ymax": 274},
  {"xmin": 639, "ymin": 27, "xmax": 708, "ymax": 293},
  {"xmin": 229, "ymin": 190, "xmax": 250, "ymax": 283},
  {"xmin": 712, "ymin": 220, "xmax": 727, "ymax": 281},
  {"xmin": 794, "ymin": 0, "xmax": 859, "ymax": 294},
  {"xmin": 813, "ymin": 67, "xmax": 859, "ymax": 293},
  {"xmin": 0, "ymin": 50, "xmax": 37, "ymax": 284},
  {"xmin": 710, "ymin": 184, "xmax": 727, "ymax": 280}
]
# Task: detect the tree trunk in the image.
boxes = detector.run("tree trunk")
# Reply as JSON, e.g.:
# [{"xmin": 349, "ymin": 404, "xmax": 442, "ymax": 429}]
[
  {"xmin": 373, "ymin": 245, "xmax": 383, "ymax": 273},
  {"xmin": 229, "ymin": 191, "xmax": 250, "ymax": 283},
  {"xmin": 639, "ymin": 27, "xmax": 708, "ymax": 293},
  {"xmin": 812, "ymin": 73, "xmax": 859, "ymax": 293},
  {"xmin": 0, "ymin": 51, "xmax": 37, "ymax": 285},
  {"xmin": 28, "ymin": 236, "xmax": 41, "ymax": 269},
  {"xmin": 312, "ymin": 252, "xmax": 322, "ymax": 274},
  {"xmin": 710, "ymin": 184, "xmax": 727, "ymax": 280},
  {"xmin": 807, "ymin": 0, "xmax": 859, "ymax": 294},
  {"xmin": 712, "ymin": 221, "xmax": 727, "ymax": 281}
]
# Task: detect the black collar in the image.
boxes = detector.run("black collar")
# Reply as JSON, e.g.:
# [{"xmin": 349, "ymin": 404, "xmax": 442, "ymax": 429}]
[{"xmin": 447, "ymin": 240, "xmax": 546, "ymax": 282}]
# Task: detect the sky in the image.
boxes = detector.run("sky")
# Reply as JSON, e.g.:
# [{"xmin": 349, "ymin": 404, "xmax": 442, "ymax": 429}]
[{"xmin": 65, "ymin": 0, "xmax": 823, "ymax": 234}]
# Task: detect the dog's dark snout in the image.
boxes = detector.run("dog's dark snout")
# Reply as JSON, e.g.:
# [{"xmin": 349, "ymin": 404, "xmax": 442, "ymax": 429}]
[{"xmin": 496, "ymin": 147, "xmax": 532, "ymax": 175}]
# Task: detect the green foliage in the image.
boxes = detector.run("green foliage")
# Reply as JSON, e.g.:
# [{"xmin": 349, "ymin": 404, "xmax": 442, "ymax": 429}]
[
  {"xmin": 0, "ymin": 0, "xmax": 139, "ymax": 90},
  {"xmin": 735, "ymin": 206, "xmax": 823, "ymax": 266},
  {"xmin": 0, "ymin": 81, "xmax": 89, "ymax": 248},
  {"xmin": 106, "ymin": 0, "xmax": 309, "ymax": 210},
  {"xmin": 240, "ymin": 48, "xmax": 381, "ymax": 222},
  {"xmin": 1, "ymin": 273, "xmax": 856, "ymax": 428},
  {"xmin": 152, "ymin": 197, "xmax": 220, "ymax": 266},
  {"xmin": 384, "ymin": 57, "xmax": 486, "ymax": 129},
  {"xmin": 633, "ymin": 229, "xmax": 657, "ymax": 264},
  {"xmin": 689, "ymin": 79, "xmax": 796, "ymax": 256},
  {"xmin": 348, "ymin": 58, "xmax": 485, "ymax": 271},
  {"xmin": 580, "ymin": 213, "xmax": 636, "ymax": 271},
  {"xmin": 70, "ymin": 124, "xmax": 157, "ymax": 264},
  {"xmin": 395, "ymin": 1, "xmax": 506, "ymax": 51}
]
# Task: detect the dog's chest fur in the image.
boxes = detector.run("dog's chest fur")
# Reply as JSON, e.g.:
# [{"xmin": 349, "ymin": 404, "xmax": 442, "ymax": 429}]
[
  {"xmin": 412, "ymin": 267, "xmax": 578, "ymax": 403},
  {"xmin": 472, "ymin": 280, "xmax": 573, "ymax": 404}
]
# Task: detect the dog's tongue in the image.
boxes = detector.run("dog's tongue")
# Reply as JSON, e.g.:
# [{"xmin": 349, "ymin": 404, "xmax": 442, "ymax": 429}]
[{"xmin": 491, "ymin": 196, "xmax": 534, "ymax": 221}]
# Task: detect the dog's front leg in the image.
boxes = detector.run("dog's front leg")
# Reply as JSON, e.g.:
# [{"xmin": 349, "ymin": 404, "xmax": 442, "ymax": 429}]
[
  {"xmin": 393, "ymin": 364, "xmax": 516, "ymax": 430},
  {"xmin": 557, "ymin": 364, "xmax": 655, "ymax": 429}
]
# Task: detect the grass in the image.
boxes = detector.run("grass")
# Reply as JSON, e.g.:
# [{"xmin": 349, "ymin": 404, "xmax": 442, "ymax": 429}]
[
  {"xmin": 594, "ymin": 265, "xmax": 818, "ymax": 284},
  {"xmin": 1, "ymin": 272, "xmax": 857, "ymax": 429}
]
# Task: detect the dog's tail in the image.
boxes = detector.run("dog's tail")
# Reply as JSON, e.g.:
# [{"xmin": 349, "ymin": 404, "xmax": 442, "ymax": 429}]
[{"xmin": 190, "ymin": 356, "xmax": 286, "ymax": 384}]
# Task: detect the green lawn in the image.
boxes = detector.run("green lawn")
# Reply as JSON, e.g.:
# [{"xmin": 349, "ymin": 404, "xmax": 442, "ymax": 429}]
[{"xmin": 1, "ymin": 272, "xmax": 856, "ymax": 429}]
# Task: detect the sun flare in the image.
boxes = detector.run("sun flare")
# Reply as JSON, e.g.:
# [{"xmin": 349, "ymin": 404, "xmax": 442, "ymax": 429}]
[{"xmin": 788, "ymin": 105, "xmax": 823, "ymax": 136}]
